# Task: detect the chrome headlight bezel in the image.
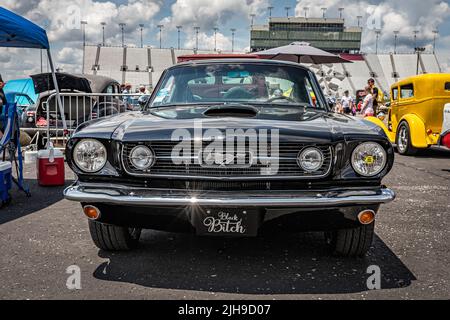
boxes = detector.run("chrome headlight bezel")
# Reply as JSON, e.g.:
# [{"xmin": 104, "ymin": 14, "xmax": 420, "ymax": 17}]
[
  {"xmin": 297, "ymin": 147, "xmax": 325, "ymax": 173},
  {"xmin": 351, "ymin": 142, "xmax": 387, "ymax": 177},
  {"xmin": 129, "ymin": 145, "xmax": 155, "ymax": 171},
  {"xmin": 73, "ymin": 139, "xmax": 108, "ymax": 173}
]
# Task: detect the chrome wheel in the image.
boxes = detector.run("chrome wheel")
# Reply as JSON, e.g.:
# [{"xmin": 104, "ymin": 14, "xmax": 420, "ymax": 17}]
[{"xmin": 397, "ymin": 125, "xmax": 408, "ymax": 153}]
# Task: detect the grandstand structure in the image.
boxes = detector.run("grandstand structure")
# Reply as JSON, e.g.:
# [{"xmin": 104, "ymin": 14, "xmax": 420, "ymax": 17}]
[{"xmin": 82, "ymin": 45, "xmax": 443, "ymax": 97}]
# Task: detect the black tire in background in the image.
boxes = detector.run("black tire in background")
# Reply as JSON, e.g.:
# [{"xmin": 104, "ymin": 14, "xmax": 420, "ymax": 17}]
[
  {"xmin": 325, "ymin": 223, "xmax": 375, "ymax": 257},
  {"xmin": 88, "ymin": 220, "xmax": 141, "ymax": 251},
  {"xmin": 396, "ymin": 121, "xmax": 418, "ymax": 155}
]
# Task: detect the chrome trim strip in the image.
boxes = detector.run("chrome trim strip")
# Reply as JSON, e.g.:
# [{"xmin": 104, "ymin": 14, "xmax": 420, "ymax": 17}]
[{"xmin": 64, "ymin": 183, "xmax": 396, "ymax": 207}]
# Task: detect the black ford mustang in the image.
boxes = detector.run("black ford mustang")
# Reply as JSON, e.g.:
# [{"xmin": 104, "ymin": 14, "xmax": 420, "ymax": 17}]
[{"xmin": 64, "ymin": 59, "xmax": 395, "ymax": 257}]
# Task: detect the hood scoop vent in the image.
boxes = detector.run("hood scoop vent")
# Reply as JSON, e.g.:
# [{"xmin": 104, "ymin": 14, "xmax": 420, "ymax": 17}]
[{"xmin": 203, "ymin": 105, "xmax": 259, "ymax": 118}]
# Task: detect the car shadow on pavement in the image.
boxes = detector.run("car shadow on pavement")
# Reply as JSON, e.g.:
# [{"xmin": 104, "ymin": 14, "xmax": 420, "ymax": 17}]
[
  {"xmin": 412, "ymin": 147, "xmax": 450, "ymax": 158},
  {"xmin": 93, "ymin": 230, "xmax": 416, "ymax": 295},
  {"xmin": 0, "ymin": 179, "xmax": 67, "ymax": 225}
]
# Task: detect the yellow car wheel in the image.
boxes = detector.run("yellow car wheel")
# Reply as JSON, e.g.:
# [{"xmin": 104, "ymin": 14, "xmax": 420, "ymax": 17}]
[{"xmin": 396, "ymin": 122, "xmax": 418, "ymax": 156}]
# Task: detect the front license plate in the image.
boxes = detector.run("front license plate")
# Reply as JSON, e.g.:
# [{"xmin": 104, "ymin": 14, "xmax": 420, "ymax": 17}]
[{"xmin": 193, "ymin": 208, "xmax": 260, "ymax": 237}]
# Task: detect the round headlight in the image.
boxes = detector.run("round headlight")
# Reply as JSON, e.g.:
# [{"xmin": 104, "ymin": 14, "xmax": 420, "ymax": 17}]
[
  {"xmin": 129, "ymin": 145, "xmax": 155, "ymax": 170},
  {"xmin": 352, "ymin": 142, "xmax": 387, "ymax": 177},
  {"xmin": 73, "ymin": 139, "xmax": 107, "ymax": 173},
  {"xmin": 298, "ymin": 147, "xmax": 324, "ymax": 172}
]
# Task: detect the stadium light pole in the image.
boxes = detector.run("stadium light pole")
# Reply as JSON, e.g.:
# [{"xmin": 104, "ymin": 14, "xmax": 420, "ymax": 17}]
[
  {"xmin": 393, "ymin": 30, "xmax": 399, "ymax": 54},
  {"xmin": 375, "ymin": 30, "xmax": 381, "ymax": 54},
  {"xmin": 194, "ymin": 26, "xmax": 200, "ymax": 51},
  {"xmin": 413, "ymin": 30, "xmax": 419, "ymax": 51},
  {"xmin": 432, "ymin": 29, "xmax": 438, "ymax": 54},
  {"xmin": 339, "ymin": 8, "xmax": 344, "ymax": 20},
  {"xmin": 81, "ymin": 21, "xmax": 88, "ymax": 74},
  {"xmin": 101, "ymin": 22, "xmax": 106, "ymax": 46},
  {"xmin": 285, "ymin": 6, "xmax": 291, "ymax": 18},
  {"xmin": 230, "ymin": 28, "xmax": 236, "ymax": 52},
  {"xmin": 267, "ymin": 6, "xmax": 274, "ymax": 19},
  {"xmin": 119, "ymin": 23, "xmax": 126, "ymax": 47},
  {"xmin": 176, "ymin": 25, "xmax": 183, "ymax": 50},
  {"xmin": 250, "ymin": 14, "xmax": 256, "ymax": 27},
  {"xmin": 357, "ymin": 16, "xmax": 363, "ymax": 28},
  {"xmin": 81, "ymin": 21, "xmax": 88, "ymax": 46},
  {"xmin": 304, "ymin": 7, "xmax": 309, "ymax": 19},
  {"xmin": 139, "ymin": 24, "xmax": 145, "ymax": 48},
  {"xmin": 321, "ymin": 8, "xmax": 327, "ymax": 19},
  {"xmin": 213, "ymin": 27, "xmax": 219, "ymax": 52},
  {"xmin": 157, "ymin": 24, "xmax": 164, "ymax": 49},
  {"xmin": 415, "ymin": 47, "xmax": 425, "ymax": 75}
]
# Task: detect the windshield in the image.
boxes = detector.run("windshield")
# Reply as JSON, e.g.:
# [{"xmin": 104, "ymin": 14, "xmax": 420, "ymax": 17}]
[{"xmin": 149, "ymin": 63, "xmax": 326, "ymax": 109}]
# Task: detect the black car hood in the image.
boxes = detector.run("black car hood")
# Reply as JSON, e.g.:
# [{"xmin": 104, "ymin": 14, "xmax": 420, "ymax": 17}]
[{"xmin": 72, "ymin": 106, "xmax": 386, "ymax": 143}]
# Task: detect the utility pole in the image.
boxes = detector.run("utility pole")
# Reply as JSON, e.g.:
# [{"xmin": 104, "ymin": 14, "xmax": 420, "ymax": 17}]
[
  {"xmin": 157, "ymin": 24, "xmax": 164, "ymax": 49},
  {"xmin": 119, "ymin": 23, "xmax": 126, "ymax": 47},
  {"xmin": 375, "ymin": 29, "xmax": 381, "ymax": 54},
  {"xmin": 304, "ymin": 7, "xmax": 309, "ymax": 19},
  {"xmin": 267, "ymin": 6, "xmax": 273, "ymax": 19},
  {"xmin": 432, "ymin": 29, "xmax": 438, "ymax": 54},
  {"xmin": 213, "ymin": 27, "xmax": 219, "ymax": 51},
  {"xmin": 321, "ymin": 8, "xmax": 327, "ymax": 19},
  {"xmin": 176, "ymin": 25, "xmax": 183, "ymax": 50},
  {"xmin": 230, "ymin": 28, "xmax": 236, "ymax": 52},
  {"xmin": 194, "ymin": 26, "xmax": 200, "ymax": 51},
  {"xmin": 393, "ymin": 30, "xmax": 399, "ymax": 54},
  {"xmin": 285, "ymin": 6, "xmax": 291, "ymax": 18},
  {"xmin": 339, "ymin": 8, "xmax": 344, "ymax": 19},
  {"xmin": 101, "ymin": 22, "xmax": 106, "ymax": 46}
]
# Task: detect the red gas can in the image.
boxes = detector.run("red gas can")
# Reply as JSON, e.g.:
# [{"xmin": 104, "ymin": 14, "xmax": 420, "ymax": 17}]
[{"xmin": 37, "ymin": 148, "xmax": 65, "ymax": 186}]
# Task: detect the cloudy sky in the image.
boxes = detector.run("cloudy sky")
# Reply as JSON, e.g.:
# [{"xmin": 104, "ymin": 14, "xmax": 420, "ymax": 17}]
[{"xmin": 1, "ymin": 0, "xmax": 449, "ymax": 79}]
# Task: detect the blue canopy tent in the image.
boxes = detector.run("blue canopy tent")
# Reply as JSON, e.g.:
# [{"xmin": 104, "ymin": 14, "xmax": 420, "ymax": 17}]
[{"xmin": 0, "ymin": 6, "xmax": 66, "ymax": 132}]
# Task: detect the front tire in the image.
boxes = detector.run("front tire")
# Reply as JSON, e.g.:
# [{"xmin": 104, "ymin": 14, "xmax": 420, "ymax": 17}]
[
  {"xmin": 325, "ymin": 223, "xmax": 375, "ymax": 257},
  {"xmin": 88, "ymin": 220, "xmax": 141, "ymax": 251},
  {"xmin": 396, "ymin": 122, "xmax": 418, "ymax": 155}
]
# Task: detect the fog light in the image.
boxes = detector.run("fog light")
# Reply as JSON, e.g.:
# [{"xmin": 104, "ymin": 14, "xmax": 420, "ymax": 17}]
[
  {"xmin": 83, "ymin": 205, "xmax": 100, "ymax": 220},
  {"xmin": 358, "ymin": 210, "xmax": 376, "ymax": 225}
]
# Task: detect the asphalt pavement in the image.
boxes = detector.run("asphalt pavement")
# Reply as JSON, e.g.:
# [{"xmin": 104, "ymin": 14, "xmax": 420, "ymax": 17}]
[{"xmin": 0, "ymin": 147, "xmax": 449, "ymax": 300}]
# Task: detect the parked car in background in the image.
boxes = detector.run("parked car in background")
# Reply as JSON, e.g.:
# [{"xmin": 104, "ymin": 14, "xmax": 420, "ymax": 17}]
[
  {"xmin": 64, "ymin": 59, "xmax": 396, "ymax": 257},
  {"xmin": 24, "ymin": 73, "xmax": 132, "ymax": 148},
  {"xmin": 366, "ymin": 74, "xmax": 450, "ymax": 155}
]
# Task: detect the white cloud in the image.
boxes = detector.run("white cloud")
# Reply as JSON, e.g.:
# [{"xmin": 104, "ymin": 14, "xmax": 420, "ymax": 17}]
[
  {"xmin": 162, "ymin": 0, "xmax": 269, "ymax": 31},
  {"xmin": 295, "ymin": 0, "xmax": 450, "ymax": 53},
  {"xmin": 183, "ymin": 31, "xmax": 232, "ymax": 51}
]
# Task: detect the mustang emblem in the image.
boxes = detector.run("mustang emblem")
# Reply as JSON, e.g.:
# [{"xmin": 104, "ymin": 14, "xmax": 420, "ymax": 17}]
[{"xmin": 200, "ymin": 151, "xmax": 252, "ymax": 168}]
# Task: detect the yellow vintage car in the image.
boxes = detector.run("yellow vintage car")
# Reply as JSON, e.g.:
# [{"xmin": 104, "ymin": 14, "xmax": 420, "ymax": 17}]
[{"xmin": 367, "ymin": 74, "xmax": 450, "ymax": 155}]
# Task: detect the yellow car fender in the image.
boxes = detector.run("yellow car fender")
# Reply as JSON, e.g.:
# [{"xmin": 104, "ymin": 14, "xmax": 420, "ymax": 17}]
[
  {"xmin": 399, "ymin": 114, "xmax": 428, "ymax": 148},
  {"xmin": 364, "ymin": 117, "xmax": 396, "ymax": 143}
]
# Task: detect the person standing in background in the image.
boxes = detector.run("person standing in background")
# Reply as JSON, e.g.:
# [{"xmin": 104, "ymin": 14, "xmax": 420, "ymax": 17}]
[
  {"xmin": 0, "ymin": 74, "xmax": 7, "ymax": 108},
  {"xmin": 340, "ymin": 90, "xmax": 353, "ymax": 115},
  {"xmin": 368, "ymin": 78, "xmax": 379, "ymax": 115},
  {"xmin": 0, "ymin": 74, "xmax": 7, "ymax": 139},
  {"xmin": 361, "ymin": 86, "xmax": 374, "ymax": 117}
]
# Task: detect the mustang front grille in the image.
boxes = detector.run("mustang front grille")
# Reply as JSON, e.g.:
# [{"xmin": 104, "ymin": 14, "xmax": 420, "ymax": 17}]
[{"xmin": 122, "ymin": 141, "xmax": 333, "ymax": 179}]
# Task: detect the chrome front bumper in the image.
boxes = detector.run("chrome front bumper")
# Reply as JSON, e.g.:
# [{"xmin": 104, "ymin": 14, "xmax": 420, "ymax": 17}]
[{"xmin": 64, "ymin": 183, "xmax": 396, "ymax": 208}]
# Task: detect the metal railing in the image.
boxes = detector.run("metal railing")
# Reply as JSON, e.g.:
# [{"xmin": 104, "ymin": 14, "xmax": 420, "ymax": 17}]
[{"xmin": 22, "ymin": 93, "xmax": 148, "ymax": 150}]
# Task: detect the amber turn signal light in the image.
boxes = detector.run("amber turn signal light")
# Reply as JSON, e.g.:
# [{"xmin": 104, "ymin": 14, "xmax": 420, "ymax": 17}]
[
  {"xmin": 358, "ymin": 210, "xmax": 376, "ymax": 225},
  {"xmin": 83, "ymin": 206, "xmax": 101, "ymax": 220}
]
